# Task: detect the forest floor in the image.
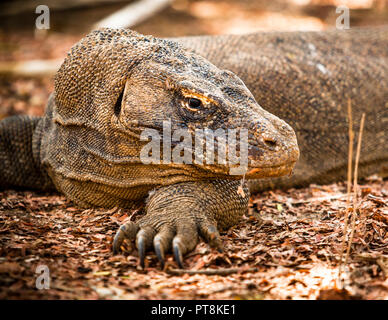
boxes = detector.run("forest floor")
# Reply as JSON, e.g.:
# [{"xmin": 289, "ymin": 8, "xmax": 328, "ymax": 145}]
[
  {"xmin": 0, "ymin": 0, "xmax": 387, "ymax": 300},
  {"xmin": 0, "ymin": 179, "xmax": 387, "ymax": 299}
]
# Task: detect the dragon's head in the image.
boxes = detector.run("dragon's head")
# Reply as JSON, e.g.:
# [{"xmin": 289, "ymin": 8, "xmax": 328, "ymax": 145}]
[{"xmin": 51, "ymin": 28, "xmax": 298, "ymax": 187}]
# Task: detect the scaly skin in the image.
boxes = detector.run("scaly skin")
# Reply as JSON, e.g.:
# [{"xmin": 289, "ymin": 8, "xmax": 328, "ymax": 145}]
[
  {"xmin": 1, "ymin": 27, "xmax": 387, "ymax": 268},
  {"xmin": 177, "ymin": 27, "xmax": 388, "ymax": 190},
  {"xmin": 0, "ymin": 29, "xmax": 298, "ymax": 268},
  {"xmin": 0, "ymin": 115, "xmax": 53, "ymax": 191}
]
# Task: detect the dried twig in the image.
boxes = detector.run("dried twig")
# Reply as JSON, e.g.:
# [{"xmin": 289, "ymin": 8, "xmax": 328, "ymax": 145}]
[
  {"xmin": 93, "ymin": 0, "xmax": 172, "ymax": 29},
  {"xmin": 344, "ymin": 113, "xmax": 365, "ymax": 263},
  {"xmin": 376, "ymin": 259, "xmax": 388, "ymax": 278},
  {"xmin": 355, "ymin": 254, "xmax": 388, "ymax": 278},
  {"xmin": 291, "ymin": 193, "xmax": 351, "ymax": 205},
  {"xmin": 346, "ymin": 99, "xmax": 354, "ymax": 203},
  {"xmin": 0, "ymin": 59, "xmax": 62, "ymax": 77},
  {"xmin": 367, "ymin": 194, "xmax": 388, "ymax": 206},
  {"xmin": 166, "ymin": 267, "xmax": 259, "ymax": 276},
  {"xmin": 338, "ymin": 106, "xmax": 366, "ymax": 286},
  {"xmin": 338, "ymin": 99, "xmax": 354, "ymax": 282}
]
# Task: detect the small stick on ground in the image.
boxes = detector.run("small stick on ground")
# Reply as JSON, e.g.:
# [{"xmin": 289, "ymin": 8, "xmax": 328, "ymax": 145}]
[
  {"xmin": 0, "ymin": 59, "xmax": 62, "ymax": 77},
  {"xmin": 93, "ymin": 0, "xmax": 172, "ymax": 29},
  {"xmin": 338, "ymin": 109, "xmax": 365, "ymax": 287},
  {"xmin": 291, "ymin": 193, "xmax": 351, "ymax": 205},
  {"xmin": 338, "ymin": 99, "xmax": 354, "ymax": 283},
  {"xmin": 376, "ymin": 259, "xmax": 388, "ymax": 278},
  {"xmin": 166, "ymin": 267, "xmax": 259, "ymax": 276},
  {"xmin": 344, "ymin": 113, "xmax": 365, "ymax": 264}
]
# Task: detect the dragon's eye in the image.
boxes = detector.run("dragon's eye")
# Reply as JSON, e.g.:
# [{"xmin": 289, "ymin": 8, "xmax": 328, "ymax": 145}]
[
  {"xmin": 186, "ymin": 98, "xmax": 202, "ymax": 111},
  {"xmin": 178, "ymin": 91, "xmax": 215, "ymax": 120}
]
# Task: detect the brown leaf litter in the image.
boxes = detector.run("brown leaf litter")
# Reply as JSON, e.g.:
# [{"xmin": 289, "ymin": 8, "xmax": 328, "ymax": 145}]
[{"xmin": 0, "ymin": 177, "xmax": 387, "ymax": 300}]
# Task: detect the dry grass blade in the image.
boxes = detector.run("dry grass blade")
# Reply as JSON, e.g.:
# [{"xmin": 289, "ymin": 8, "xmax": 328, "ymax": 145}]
[
  {"xmin": 344, "ymin": 113, "xmax": 365, "ymax": 264},
  {"xmin": 338, "ymin": 107, "xmax": 366, "ymax": 287},
  {"xmin": 93, "ymin": 0, "xmax": 172, "ymax": 29},
  {"xmin": 338, "ymin": 98, "xmax": 354, "ymax": 283}
]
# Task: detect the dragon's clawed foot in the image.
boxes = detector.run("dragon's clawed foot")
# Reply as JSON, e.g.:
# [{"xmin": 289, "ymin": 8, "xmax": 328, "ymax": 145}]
[
  {"xmin": 112, "ymin": 180, "xmax": 247, "ymax": 269},
  {"xmin": 112, "ymin": 214, "xmax": 223, "ymax": 269}
]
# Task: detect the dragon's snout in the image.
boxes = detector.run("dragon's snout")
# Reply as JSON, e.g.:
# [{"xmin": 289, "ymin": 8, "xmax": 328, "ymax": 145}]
[{"xmin": 245, "ymin": 113, "xmax": 299, "ymax": 179}]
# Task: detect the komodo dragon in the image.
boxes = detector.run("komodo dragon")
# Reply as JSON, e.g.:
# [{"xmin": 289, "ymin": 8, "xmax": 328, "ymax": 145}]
[{"xmin": 0, "ymin": 28, "xmax": 387, "ymax": 269}]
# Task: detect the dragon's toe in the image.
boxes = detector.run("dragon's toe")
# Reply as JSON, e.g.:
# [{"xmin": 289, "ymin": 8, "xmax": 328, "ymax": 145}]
[
  {"xmin": 112, "ymin": 221, "xmax": 139, "ymax": 254},
  {"xmin": 112, "ymin": 214, "xmax": 223, "ymax": 269},
  {"xmin": 153, "ymin": 226, "xmax": 175, "ymax": 269}
]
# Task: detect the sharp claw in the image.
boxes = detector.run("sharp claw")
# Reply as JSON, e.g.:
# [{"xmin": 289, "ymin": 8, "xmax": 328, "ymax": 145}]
[
  {"xmin": 137, "ymin": 235, "xmax": 146, "ymax": 269},
  {"xmin": 173, "ymin": 239, "xmax": 184, "ymax": 269},
  {"xmin": 112, "ymin": 224, "xmax": 128, "ymax": 254},
  {"xmin": 112, "ymin": 233, "xmax": 121, "ymax": 254},
  {"xmin": 154, "ymin": 240, "xmax": 165, "ymax": 269},
  {"xmin": 135, "ymin": 227, "xmax": 156, "ymax": 269},
  {"xmin": 112, "ymin": 222, "xmax": 139, "ymax": 254}
]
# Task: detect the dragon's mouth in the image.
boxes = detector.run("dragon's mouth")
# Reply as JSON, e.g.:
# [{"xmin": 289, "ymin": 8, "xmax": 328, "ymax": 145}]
[
  {"xmin": 193, "ymin": 159, "xmax": 297, "ymax": 180},
  {"xmin": 244, "ymin": 161, "xmax": 296, "ymax": 179}
]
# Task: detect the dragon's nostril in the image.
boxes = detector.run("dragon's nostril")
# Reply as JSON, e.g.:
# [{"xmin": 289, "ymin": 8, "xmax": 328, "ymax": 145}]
[{"xmin": 264, "ymin": 138, "xmax": 277, "ymax": 148}]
